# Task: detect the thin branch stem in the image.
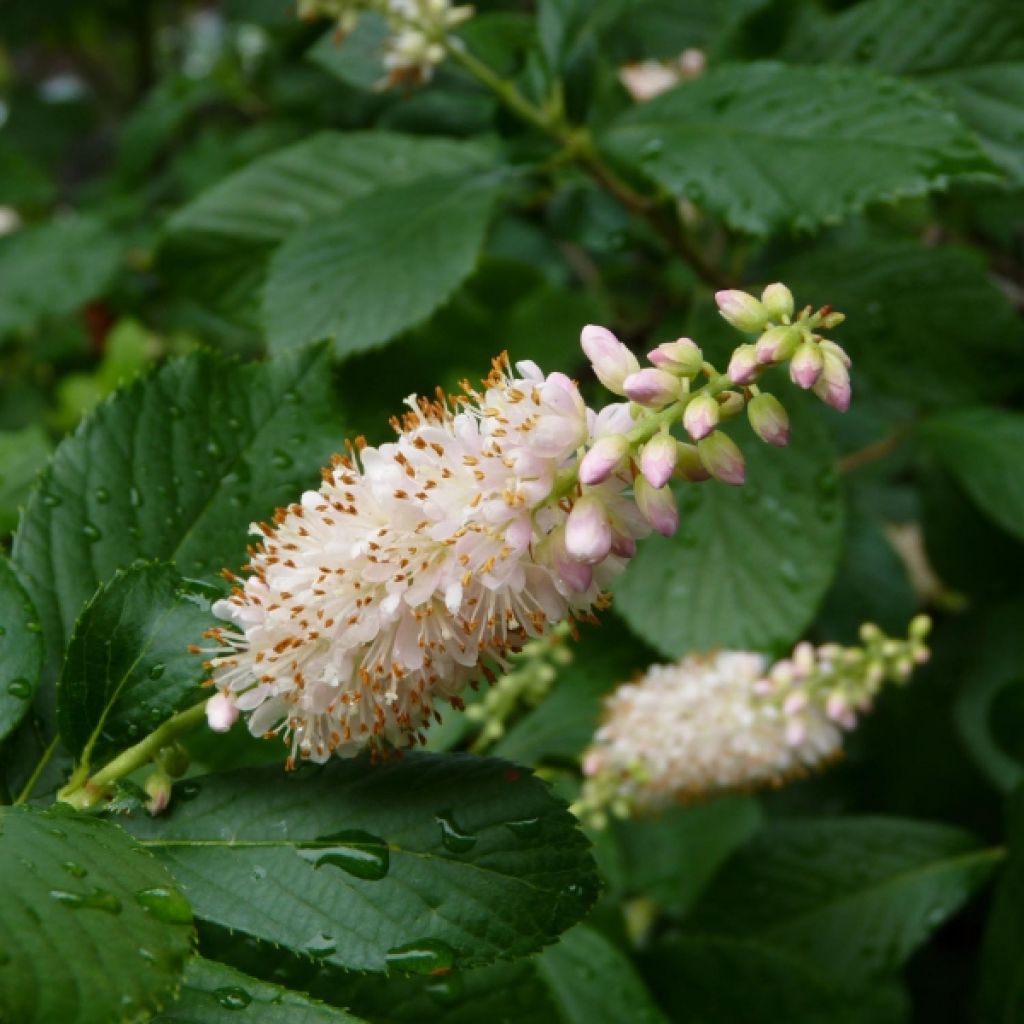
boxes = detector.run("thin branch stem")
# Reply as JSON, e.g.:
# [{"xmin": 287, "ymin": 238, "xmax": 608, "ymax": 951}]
[
  {"xmin": 837, "ymin": 429, "xmax": 910, "ymax": 475},
  {"xmin": 14, "ymin": 735, "xmax": 60, "ymax": 806},
  {"xmin": 57, "ymin": 701, "xmax": 208, "ymax": 810}
]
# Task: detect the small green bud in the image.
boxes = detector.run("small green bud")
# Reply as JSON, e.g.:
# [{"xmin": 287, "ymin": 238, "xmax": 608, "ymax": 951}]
[
  {"xmin": 715, "ymin": 289, "xmax": 769, "ymax": 333},
  {"xmin": 761, "ymin": 282, "xmax": 794, "ymax": 321}
]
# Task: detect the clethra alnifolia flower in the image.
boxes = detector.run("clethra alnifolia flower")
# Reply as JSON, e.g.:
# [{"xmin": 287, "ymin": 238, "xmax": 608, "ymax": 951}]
[{"xmin": 574, "ymin": 618, "xmax": 931, "ymax": 824}]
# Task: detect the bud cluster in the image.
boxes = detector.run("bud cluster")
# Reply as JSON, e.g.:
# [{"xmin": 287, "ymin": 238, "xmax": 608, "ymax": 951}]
[
  {"xmin": 299, "ymin": 0, "xmax": 473, "ymax": 86},
  {"xmin": 574, "ymin": 617, "xmax": 931, "ymax": 826}
]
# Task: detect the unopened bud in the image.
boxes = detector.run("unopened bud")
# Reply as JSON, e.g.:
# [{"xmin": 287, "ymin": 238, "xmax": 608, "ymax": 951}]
[
  {"xmin": 579, "ymin": 435, "xmax": 628, "ymax": 485},
  {"xmin": 640, "ymin": 432, "xmax": 678, "ymax": 488},
  {"xmin": 566, "ymin": 495, "xmax": 613, "ymax": 565},
  {"xmin": 674, "ymin": 441, "xmax": 711, "ymax": 482},
  {"xmin": 755, "ymin": 325, "xmax": 799, "ymax": 365},
  {"xmin": 813, "ymin": 350, "xmax": 851, "ymax": 412},
  {"xmin": 716, "ymin": 390, "xmax": 745, "ymax": 420},
  {"xmin": 623, "ymin": 368, "xmax": 681, "ymax": 407},
  {"xmin": 727, "ymin": 344, "xmax": 760, "ymax": 385},
  {"xmin": 697, "ymin": 431, "xmax": 746, "ymax": 485},
  {"xmin": 715, "ymin": 290, "xmax": 769, "ymax": 333},
  {"xmin": 821, "ymin": 311, "xmax": 846, "ymax": 329},
  {"xmin": 761, "ymin": 282, "xmax": 794, "ymax": 321},
  {"xmin": 634, "ymin": 477, "xmax": 679, "ymax": 537},
  {"xmin": 819, "ymin": 338, "xmax": 851, "ymax": 368},
  {"xmin": 206, "ymin": 691, "xmax": 239, "ymax": 733},
  {"xmin": 909, "ymin": 614, "xmax": 932, "ymax": 643},
  {"xmin": 790, "ymin": 342, "xmax": 823, "ymax": 389},
  {"xmin": 747, "ymin": 393, "xmax": 790, "ymax": 447},
  {"xmin": 144, "ymin": 771, "xmax": 173, "ymax": 817},
  {"xmin": 683, "ymin": 393, "xmax": 719, "ymax": 440},
  {"xmin": 581, "ymin": 325, "xmax": 640, "ymax": 396},
  {"xmin": 648, "ymin": 337, "xmax": 703, "ymax": 377}
]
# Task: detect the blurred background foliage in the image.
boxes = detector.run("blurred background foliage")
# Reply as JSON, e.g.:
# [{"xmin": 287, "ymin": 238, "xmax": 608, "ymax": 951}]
[{"xmin": 1, "ymin": 0, "xmax": 1023, "ymax": 1021}]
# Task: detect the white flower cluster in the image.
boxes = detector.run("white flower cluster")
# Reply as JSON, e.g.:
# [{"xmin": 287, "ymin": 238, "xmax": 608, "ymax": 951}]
[
  {"xmin": 299, "ymin": 0, "xmax": 472, "ymax": 86},
  {"xmin": 205, "ymin": 354, "xmax": 647, "ymax": 763},
  {"xmin": 576, "ymin": 619, "xmax": 930, "ymax": 822}
]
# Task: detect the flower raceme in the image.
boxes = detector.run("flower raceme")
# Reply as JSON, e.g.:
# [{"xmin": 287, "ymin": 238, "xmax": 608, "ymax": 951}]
[
  {"xmin": 574, "ymin": 618, "xmax": 932, "ymax": 825},
  {"xmin": 203, "ymin": 284, "xmax": 853, "ymax": 764}
]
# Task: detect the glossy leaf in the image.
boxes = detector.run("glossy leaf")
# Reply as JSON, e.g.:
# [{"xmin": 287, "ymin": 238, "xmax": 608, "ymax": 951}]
[
  {"xmin": 0, "ymin": 556, "xmax": 43, "ymax": 743},
  {"xmin": 12, "ymin": 344, "xmax": 344, "ymax": 702},
  {"xmin": 602, "ymin": 62, "xmax": 995, "ymax": 234},
  {"xmin": 613, "ymin": 398, "xmax": 843, "ymax": 657},
  {"xmin": 264, "ymin": 174, "xmax": 503, "ymax": 359},
  {"xmin": 0, "ymin": 805, "xmax": 193, "ymax": 1024},
  {"xmin": 125, "ymin": 754, "xmax": 598, "ymax": 973},
  {"xmin": 686, "ymin": 816, "xmax": 998, "ymax": 986},
  {"xmin": 57, "ymin": 562, "xmax": 211, "ymax": 761}
]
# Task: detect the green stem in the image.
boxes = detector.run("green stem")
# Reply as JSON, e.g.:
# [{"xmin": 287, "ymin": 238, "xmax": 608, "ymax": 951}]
[
  {"xmin": 14, "ymin": 735, "xmax": 60, "ymax": 806},
  {"xmin": 57, "ymin": 701, "xmax": 208, "ymax": 810}
]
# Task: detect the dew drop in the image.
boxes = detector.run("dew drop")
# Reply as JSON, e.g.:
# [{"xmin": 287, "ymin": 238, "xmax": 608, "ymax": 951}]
[
  {"xmin": 505, "ymin": 817, "xmax": 541, "ymax": 839},
  {"xmin": 129, "ymin": 486, "xmax": 143, "ymax": 508},
  {"xmin": 214, "ymin": 987, "xmax": 252, "ymax": 1010},
  {"xmin": 148, "ymin": 663, "xmax": 165, "ymax": 680},
  {"xmin": 252, "ymin": 865, "xmax": 267, "ymax": 880},
  {"xmin": 179, "ymin": 780, "xmax": 202, "ymax": 801},
  {"xmin": 6, "ymin": 678, "xmax": 31, "ymax": 700},
  {"xmin": 299, "ymin": 830, "xmax": 390, "ymax": 880},
  {"xmin": 305, "ymin": 931, "xmax": 337, "ymax": 959},
  {"xmin": 385, "ymin": 938, "xmax": 456, "ymax": 976},
  {"xmin": 50, "ymin": 888, "xmax": 122, "ymax": 914},
  {"xmin": 270, "ymin": 449, "xmax": 293, "ymax": 470},
  {"xmin": 94, "ymin": 487, "xmax": 110, "ymax": 504},
  {"xmin": 61, "ymin": 861, "xmax": 87, "ymax": 878},
  {"xmin": 435, "ymin": 811, "xmax": 477, "ymax": 853},
  {"xmin": 25, "ymin": 621, "xmax": 42, "ymax": 634},
  {"xmin": 426, "ymin": 971, "xmax": 465, "ymax": 1005},
  {"xmin": 41, "ymin": 491, "xmax": 62, "ymax": 508},
  {"xmin": 82, "ymin": 523, "xmax": 102, "ymax": 543},
  {"xmin": 135, "ymin": 887, "xmax": 192, "ymax": 924}
]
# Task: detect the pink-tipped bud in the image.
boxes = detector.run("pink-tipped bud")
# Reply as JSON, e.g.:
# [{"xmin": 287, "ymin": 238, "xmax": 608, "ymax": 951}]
[
  {"xmin": 675, "ymin": 441, "xmax": 711, "ymax": 482},
  {"xmin": 647, "ymin": 337, "xmax": 703, "ymax": 377},
  {"xmin": 813, "ymin": 350, "xmax": 852, "ymax": 412},
  {"xmin": 640, "ymin": 432, "xmax": 678, "ymax": 488},
  {"xmin": 635, "ymin": 477, "xmax": 679, "ymax": 537},
  {"xmin": 610, "ymin": 530, "xmax": 637, "ymax": 558},
  {"xmin": 790, "ymin": 341, "xmax": 823, "ymax": 389},
  {"xmin": 579, "ymin": 435, "xmax": 629, "ymax": 485},
  {"xmin": 715, "ymin": 289, "xmax": 769, "ymax": 333},
  {"xmin": 206, "ymin": 691, "xmax": 239, "ymax": 733},
  {"xmin": 747, "ymin": 393, "xmax": 790, "ymax": 447},
  {"xmin": 755, "ymin": 325, "xmax": 799, "ymax": 365},
  {"xmin": 697, "ymin": 431, "xmax": 746, "ymax": 485},
  {"xmin": 581, "ymin": 325, "xmax": 640, "ymax": 396},
  {"xmin": 144, "ymin": 772, "xmax": 172, "ymax": 817},
  {"xmin": 825, "ymin": 691, "xmax": 856, "ymax": 729},
  {"xmin": 623, "ymin": 367, "xmax": 681, "ymax": 407},
  {"xmin": 565, "ymin": 495, "xmax": 613, "ymax": 565},
  {"xmin": 761, "ymin": 282, "xmax": 794, "ymax": 321},
  {"xmin": 683, "ymin": 393, "xmax": 719, "ymax": 440},
  {"xmin": 727, "ymin": 344, "xmax": 760, "ymax": 385}
]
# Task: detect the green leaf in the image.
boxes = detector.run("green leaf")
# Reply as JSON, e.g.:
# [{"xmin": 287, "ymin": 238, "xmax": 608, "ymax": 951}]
[
  {"xmin": 155, "ymin": 957, "xmax": 365, "ymax": 1022},
  {"xmin": 534, "ymin": 925, "xmax": 667, "ymax": 1024},
  {"xmin": 601, "ymin": 61, "xmax": 995, "ymax": 235},
  {"xmin": 57, "ymin": 563, "xmax": 211, "ymax": 762},
  {"xmin": 784, "ymin": 0, "xmax": 1024, "ymax": 182},
  {"xmin": 685, "ymin": 816, "xmax": 998, "ymax": 987},
  {"xmin": 780, "ymin": 239, "xmax": 1024, "ymax": 406},
  {"xmin": 919, "ymin": 408, "xmax": 1024, "ymax": 542},
  {"xmin": 125, "ymin": 754, "xmax": 598, "ymax": 973},
  {"xmin": 0, "ymin": 214, "xmax": 123, "ymax": 338},
  {"xmin": 12, "ymin": 344, "xmax": 344, "ymax": 703},
  {"xmin": 613, "ymin": 397, "xmax": 843, "ymax": 657},
  {"xmin": 0, "ymin": 424, "xmax": 51, "ymax": 536},
  {"xmin": 0, "ymin": 556, "xmax": 42, "ymax": 744},
  {"xmin": 977, "ymin": 785, "xmax": 1024, "ymax": 1022},
  {"xmin": 264, "ymin": 174, "xmax": 502, "ymax": 359},
  {"xmin": 168, "ymin": 131, "xmax": 493, "ymax": 247},
  {"xmin": 0, "ymin": 805, "xmax": 194, "ymax": 1024}
]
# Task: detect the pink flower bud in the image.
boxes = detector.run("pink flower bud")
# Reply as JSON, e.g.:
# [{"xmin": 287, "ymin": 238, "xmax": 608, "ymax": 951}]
[
  {"xmin": 715, "ymin": 289, "xmax": 769, "ymax": 333},
  {"xmin": 789, "ymin": 341, "xmax": 823, "ymax": 389},
  {"xmin": 144, "ymin": 772, "xmax": 172, "ymax": 816},
  {"xmin": 579, "ymin": 434, "xmax": 629, "ymax": 485},
  {"xmin": 747, "ymin": 393, "xmax": 790, "ymax": 447},
  {"xmin": 623, "ymin": 368, "xmax": 681, "ymax": 407},
  {"xmin": 610, "ymin": 530, "xmax": 637, "ymax": 558},
  {"xmin": 634, "ymin": 477, "xmax": 679, "ymax": 537},
  {"xmin": 755, "ymin": 325, "xmax": 799, "ymax": 365},
  {"xmin": 206, "ymin": 691, "xmax": 239, "ymax": 733},
  {"xmin": 683, "ymin": 393, "xmax": 719, "ymax": 440},
  {"xmin": 727, "ymin": 344, "xmax": 760, "ymax": 385},
  {"xmin": 581, "ymin": 325, "xmax": 640, "ymax": 396},
  {"xmin": 826, "ymin": 691, "xmax": 856, "ymax": 729},
  {"xmin": 785, "ymin": 718, "xmax": 808, "ymax": 747},
  {"xmin": 813, "ymin": 350, "xmax": 852, "ymax": 412},
  {"xmin": 674, "ymin": 441, "xmax": 711, "ymax": 482},
  {"xmin": 697, "ymin": 431, "xmax": 746, "ymax": 485},
  {"xmin": 761, "ymin": 282, "xmax": 794, "ymax": 321},
  {"xmin": 640, "ymin": 432, "xmax": 677, "ymax": 488},
  {"xmin": 565, "ymin": 495, "xmax": 613, "ymax": 565},
  {"xmin": 647, "ymin": 337, "xmax": 703, "ymax": 376}
]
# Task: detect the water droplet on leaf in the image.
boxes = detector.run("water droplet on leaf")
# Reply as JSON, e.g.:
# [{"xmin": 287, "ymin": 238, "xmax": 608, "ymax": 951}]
[
  {"xmin": 6, "ymin": 678, "xmax": 31, "ymax": 699},
  {"xmin": 214, "ymin": 987, "xmax": 252, "ymax": 1010},
  {"xmin": 135, "ymin": 887, "xmax": 192, "ymax": 924},
  {"xmin": 50, "ymin": 888, "xmax": 122, "ymax": 914},
  {"xmin": 435, "ymin": 811, "xmax": 477, "ymax": 853},
  {"xmin": 385, "ymin": 938, "xmax": 456, "ymax": 976},
  {"xmin": 299, "ymin": 830, "xmax": 390, "ymax": 880}
]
